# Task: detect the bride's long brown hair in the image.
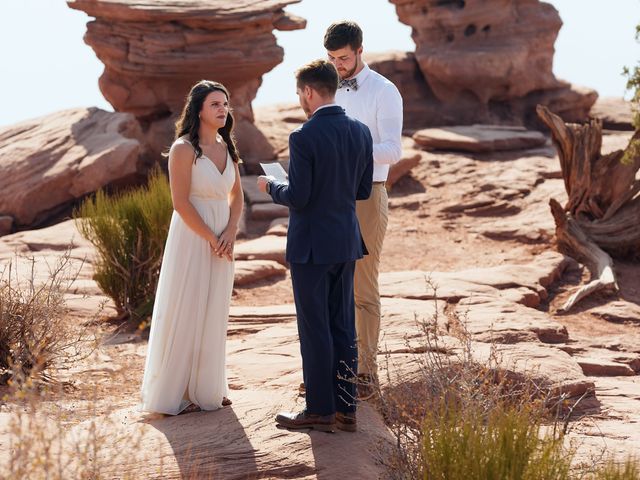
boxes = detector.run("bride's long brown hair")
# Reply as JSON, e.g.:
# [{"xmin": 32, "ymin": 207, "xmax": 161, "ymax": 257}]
[{"xmin": 174, "ymin": 80, "xmax": 240, "ymax": 163}]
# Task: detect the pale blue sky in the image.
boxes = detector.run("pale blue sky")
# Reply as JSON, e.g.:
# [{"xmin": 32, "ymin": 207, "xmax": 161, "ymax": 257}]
[{"xmin": 0, "ymin": 0, "xmax": 638, "ymax": 127}]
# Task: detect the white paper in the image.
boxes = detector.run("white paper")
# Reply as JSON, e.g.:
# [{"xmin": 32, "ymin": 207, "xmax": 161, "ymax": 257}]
[{"xmin": 259, "ymin": 162, "xmax": 288, "ymax": 182}]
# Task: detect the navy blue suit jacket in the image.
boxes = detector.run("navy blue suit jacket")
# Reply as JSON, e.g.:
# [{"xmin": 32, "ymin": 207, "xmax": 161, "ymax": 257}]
[{"xmin": 269, "ymin": 105, "xmax": 373, "ymax": 264}]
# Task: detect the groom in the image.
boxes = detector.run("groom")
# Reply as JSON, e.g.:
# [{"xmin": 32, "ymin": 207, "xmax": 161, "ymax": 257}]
[{"xmin": 257, "ymin": 59, "xmax": 373, "ymax": 433}]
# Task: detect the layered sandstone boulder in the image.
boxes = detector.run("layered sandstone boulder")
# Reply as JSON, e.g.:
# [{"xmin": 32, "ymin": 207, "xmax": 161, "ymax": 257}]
[
  {"xmin": 0, "ymin": 108, "xmax": 145, "ymax": 230},
  {"xmin": 391, "ymin": 0, "xmax": 562, "ymax": 103},
  {"xmin": 590, "ymin": 97, "xmax": 636, "ymax": 131},
  {"xmin": 369, "ymin": 0, "xmax": 597, "ymax": 129},
  {"xmin": 68, "ymin": 0, "xmax": 306, "ymax": 165}
]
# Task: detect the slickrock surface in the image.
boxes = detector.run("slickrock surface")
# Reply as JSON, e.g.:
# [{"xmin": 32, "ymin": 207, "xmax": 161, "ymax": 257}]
[
  {"xmin": 2, "ymin": 104, "xmax": 638, "ymax": 479},
  {"xmin": 234, "ymin": 234, "xmax": 287, "ymax": 265},
  {"xmin": 0, "ymin": 108, "xmax": 144, "ymax": 229},
  {"xmin": 413, "ymin": 124, "xmax": 547, "ymax": 152},
  {"xmin": 0, "ymin": 219, "xmax": 117, "ymax": 318},
  {"xmin": 68, "ymin": 0, "xmax": 306, "ymax": 164},
  {"xmin": 234, "ymin": 259, "xmax": 286, "ymax": 286}
]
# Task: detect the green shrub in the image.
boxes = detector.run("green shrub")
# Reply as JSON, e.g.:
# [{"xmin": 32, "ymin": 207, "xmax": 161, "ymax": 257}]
[
  {"xmin": 421, "ymin": 399, "xmax": 571, "ymax": 480},
  {"xmin": 623, "ymin": 23, "xmax": 640, "ymax": 129},
  {"xmin": 74, "ymin": 168, "xmax": 173, "ymax": 322}
]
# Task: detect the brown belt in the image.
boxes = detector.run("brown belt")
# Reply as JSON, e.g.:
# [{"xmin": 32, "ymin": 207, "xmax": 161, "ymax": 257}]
[{"xmin": 372, "ymin": 181, "xmax": 386, "ymax": 185}]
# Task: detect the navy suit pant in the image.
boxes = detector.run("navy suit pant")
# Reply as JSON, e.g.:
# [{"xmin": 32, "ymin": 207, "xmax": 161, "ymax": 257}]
[{"xmin": 290, "ymin": 261, "xmax": 358, "ymax": 416}]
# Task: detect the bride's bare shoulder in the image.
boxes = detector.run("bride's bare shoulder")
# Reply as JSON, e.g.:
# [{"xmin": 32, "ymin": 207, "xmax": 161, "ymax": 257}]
[{"xmin": 169, "ymin": 138, "xmax": 196, "ymax": 163}]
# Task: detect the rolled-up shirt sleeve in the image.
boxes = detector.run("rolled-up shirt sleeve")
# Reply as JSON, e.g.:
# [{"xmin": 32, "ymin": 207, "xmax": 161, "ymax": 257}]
[{"xmin": 373, "ymin": 83, "xmax": 403, "ymax": 166}]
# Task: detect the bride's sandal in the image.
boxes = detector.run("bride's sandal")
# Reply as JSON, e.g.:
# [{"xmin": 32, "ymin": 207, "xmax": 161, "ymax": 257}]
[
  {"xmin": 180, "ymin": 403, "xmax": 202, "ymax": 415},
  {"xmin": 222, "ymin": 397, "xmax": 232, "ymax": 407}
]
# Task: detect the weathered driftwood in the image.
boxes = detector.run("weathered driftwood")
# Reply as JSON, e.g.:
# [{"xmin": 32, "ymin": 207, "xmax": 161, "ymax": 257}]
[{"xmin": 536, "ymin": 105, "xmax": 640, "ymax": 312}]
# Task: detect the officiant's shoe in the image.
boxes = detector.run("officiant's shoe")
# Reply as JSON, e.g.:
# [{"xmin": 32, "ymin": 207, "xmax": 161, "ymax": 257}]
[
  {"xmin": 336, "ymin": 411, "xmax": 357, "ymax": 432},
  {"xmin": 275, "ymin": 410, "xmax": 336, "ymax": 433}
]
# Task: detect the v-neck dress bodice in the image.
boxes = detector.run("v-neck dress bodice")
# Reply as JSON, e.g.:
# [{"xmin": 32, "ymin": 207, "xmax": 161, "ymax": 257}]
[{"xmin": 189, "ymin": 150, "xmax": 235, "ymax": 201}]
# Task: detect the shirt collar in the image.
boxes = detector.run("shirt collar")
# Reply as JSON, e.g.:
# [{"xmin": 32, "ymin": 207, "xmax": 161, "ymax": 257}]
[
  {"xmin": 346, "ymin": 63, "xmax": 371, "ymax": 85},
  {"xmin": 312, "ymin": 103, "xmax": 338, "ymax": 115}
]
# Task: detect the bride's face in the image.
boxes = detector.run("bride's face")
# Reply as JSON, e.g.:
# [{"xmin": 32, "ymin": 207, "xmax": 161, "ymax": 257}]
[{"xmin": 200, "ymin": 90, "xmax": 229, "ymax": 129}]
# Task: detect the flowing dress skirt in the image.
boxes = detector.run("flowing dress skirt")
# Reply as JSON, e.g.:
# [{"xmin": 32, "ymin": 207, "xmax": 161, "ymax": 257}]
[{"xmin": 140, "ymin": 196, "xmax": 234, "ymax": 415}]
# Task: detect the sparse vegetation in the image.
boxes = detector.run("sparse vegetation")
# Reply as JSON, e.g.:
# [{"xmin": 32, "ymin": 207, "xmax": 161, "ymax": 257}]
[
  {"xmin": 74, "ymin": 168, "xmax": 173, "ymax": 323},
  {"xmin": 623, "ymin": 23, "xmax": 640, "ymax": 129},
  {"xmin": 0, "ymin": 253, "xmax": 90, "ymax": 386},
  {"xmin": 375, "ymin": 283, "xmax": 639, "ymax": 480},
  {"xmin": 3, "ymin": 380, "xmax": 146, "ymax": 480}
]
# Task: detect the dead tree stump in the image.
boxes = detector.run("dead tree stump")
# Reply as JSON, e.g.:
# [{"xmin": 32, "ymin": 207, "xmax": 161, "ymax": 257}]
[{"xmin": 536, "ymin": 105, "xmax": 640, "ymax": 312}]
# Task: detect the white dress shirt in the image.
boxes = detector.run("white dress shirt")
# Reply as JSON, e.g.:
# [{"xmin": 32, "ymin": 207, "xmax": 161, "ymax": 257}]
[{"xmin": 335, "ymin": 63, "xmax": 403, "ymax": 182}]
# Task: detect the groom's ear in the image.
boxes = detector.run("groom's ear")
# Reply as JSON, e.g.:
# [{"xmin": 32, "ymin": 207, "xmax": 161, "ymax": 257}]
[{"xmin": 304, "ymin": 85, "xmax": 314, "ymax": 99}]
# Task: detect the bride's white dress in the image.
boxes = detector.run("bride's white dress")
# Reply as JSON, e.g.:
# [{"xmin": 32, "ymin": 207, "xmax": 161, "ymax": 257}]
[{"xmin": 141, "ymin": 139, "xmax": 235, "ymax": 415}]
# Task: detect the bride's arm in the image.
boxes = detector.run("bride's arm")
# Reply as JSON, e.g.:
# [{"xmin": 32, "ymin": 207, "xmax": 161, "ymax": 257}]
[
  {"xmin": 169, "ymin": 142, "xmax": 218, "ymax": 247},
  {"xmin": 217, "ymin": 161, "xmax": 244, "ymax": 260}
]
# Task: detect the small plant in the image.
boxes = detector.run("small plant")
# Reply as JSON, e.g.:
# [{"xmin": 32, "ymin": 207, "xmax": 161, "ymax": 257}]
[
  {"xmin": 74, "ymin": 168, "xmax": 173, "ymax": 323},
  {"xmin": 623, "ymin": 23, "xmax": 640, "ymax": 129},
  {"xmin": 0, "ymin": 253, "xmax": 90, "ymax": 386},
  {"xmin": 421, "ymin": 399, "xmax": 571, "ymax": 480}
]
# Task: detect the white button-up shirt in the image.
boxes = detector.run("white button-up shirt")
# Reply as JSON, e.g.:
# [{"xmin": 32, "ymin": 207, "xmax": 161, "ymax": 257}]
[{"xmin": 335, "ymin": 63, "xmax": 403, "ymax": 182}]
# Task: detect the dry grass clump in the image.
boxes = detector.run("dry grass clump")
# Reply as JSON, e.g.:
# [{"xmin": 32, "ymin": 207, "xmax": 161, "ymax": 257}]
[
  {"xmin": 2, "ymin": 381, "xmax": 147, "ymax": 480},
  {"xmin": 0, "ymin": 252, "xmax": 93, "ymax": 386}
]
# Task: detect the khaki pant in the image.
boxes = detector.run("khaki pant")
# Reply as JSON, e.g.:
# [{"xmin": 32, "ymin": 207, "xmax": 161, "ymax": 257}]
[{"xmin": 354, "ymin": 183, "xmax": 388, "ymax": 378}]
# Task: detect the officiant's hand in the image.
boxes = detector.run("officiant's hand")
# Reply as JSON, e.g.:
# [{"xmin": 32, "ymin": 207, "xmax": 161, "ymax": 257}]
[{"xmin": 257, "ymin": 175, "xmax": 276, "ymax": 193}]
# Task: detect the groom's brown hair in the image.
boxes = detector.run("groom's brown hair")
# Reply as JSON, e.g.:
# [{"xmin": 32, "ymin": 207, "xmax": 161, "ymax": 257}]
[{"xmin": 295, "ymin": 60, "xmax": 339, "ymax": 98}]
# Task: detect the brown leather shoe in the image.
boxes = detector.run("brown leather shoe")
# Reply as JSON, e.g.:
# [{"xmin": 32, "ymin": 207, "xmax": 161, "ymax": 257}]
[
  {"xmin": 336, "ymin": 411, "xmax": 357, "ymax": 432},
  {"xmin": 275, "ymin": 410, "xmax": 336, "ymax": 433},
  {"xmin": 298, "ymin": 382, "xmax": 306, "ymax": 396}
]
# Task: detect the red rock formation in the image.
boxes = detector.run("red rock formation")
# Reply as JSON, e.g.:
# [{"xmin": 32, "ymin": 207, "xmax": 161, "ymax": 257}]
[
  {"xmin": 68, "ymin": 0, "xmax": 306, "ymax": 164},
  {"xmin": 0, "ymin": 108, "xmax": 145, "ymax": 229},
  {"xmin": 390, "ymin": 0, "xmax": 563, "ymax": 104},
  {"xmin": 370, "ymin": 1, "xmax": 597, "ymax": 129}
]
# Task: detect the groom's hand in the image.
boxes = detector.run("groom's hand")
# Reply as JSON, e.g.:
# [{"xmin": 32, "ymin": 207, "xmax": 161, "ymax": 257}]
[{"xmin": 257, "ymin": 175, "xmax": 275, "ymax": 193}]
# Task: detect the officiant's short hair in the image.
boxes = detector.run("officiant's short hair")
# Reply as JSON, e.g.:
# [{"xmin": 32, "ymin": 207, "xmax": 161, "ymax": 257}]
[
  {"xmin": 324, "ymin": 21, "xmax": 363, "ymax": 52},
  {"xmin": 295, "ymin": 60, "xmax": 339, "ymax": 98}
]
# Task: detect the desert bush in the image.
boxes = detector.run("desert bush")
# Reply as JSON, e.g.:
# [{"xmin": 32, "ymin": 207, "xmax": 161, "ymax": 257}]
[
  {"xmin": 0, "ymin": 253, "xmax": 89, "ymax": 385},
  {"xmin": 375, "ymin": 283, "xmax": 639, "ymax": 480},
  {"xmin": 420, "ymin": 399, "xmax": 571, "ymax": 480},
  {"xmin": 74, "ymin": 168, "xmax": 173, "ymax": 323},
  {"xmin": 623, "ymin": 23, "xmax": 640, "ymax": 129}
]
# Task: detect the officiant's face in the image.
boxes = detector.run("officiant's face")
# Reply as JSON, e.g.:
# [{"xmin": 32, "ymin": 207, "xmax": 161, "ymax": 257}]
[
  {"xmin": 200, "ymin": 90, "xmax": 229, "ymax": 129},
  {"xmin": 327, "ymin": 45, "xmax": 362, "ymax": 80}
]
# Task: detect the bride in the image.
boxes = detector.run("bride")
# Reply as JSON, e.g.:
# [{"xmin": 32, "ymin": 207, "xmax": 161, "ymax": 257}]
[{"xmin": 140, "ymin": 80, "xmax": 243, "ymax": 415}]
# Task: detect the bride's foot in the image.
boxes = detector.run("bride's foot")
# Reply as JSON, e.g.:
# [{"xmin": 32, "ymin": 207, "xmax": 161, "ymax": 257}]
[
  {"xmin": 180, "ymin": 403, "xmax": 202, "ymax": 415},
  {"xmin": 222, "ymin": 397, "xmax": 232, "ymax": 407}
]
